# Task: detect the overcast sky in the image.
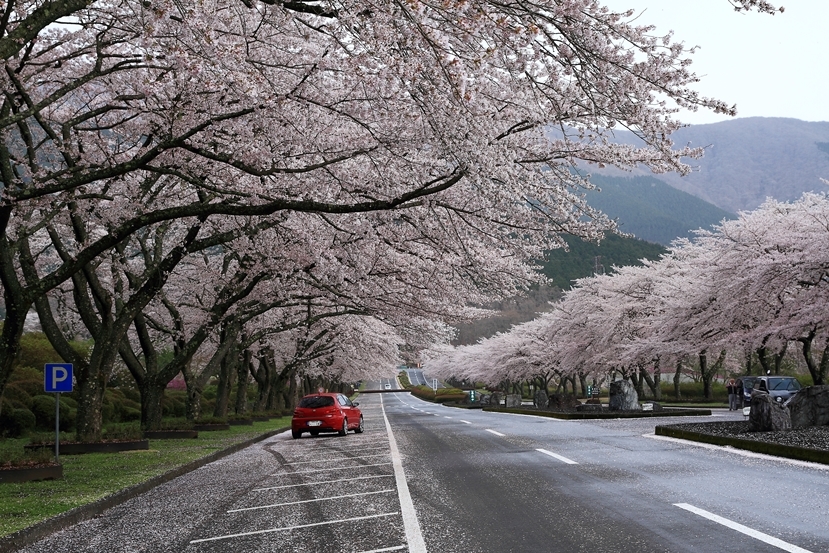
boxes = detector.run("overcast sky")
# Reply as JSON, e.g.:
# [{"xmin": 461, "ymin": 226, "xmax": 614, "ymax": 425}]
[{"xmin": 601, "ymin": 0, "xmax": 829, "ymax": 125}]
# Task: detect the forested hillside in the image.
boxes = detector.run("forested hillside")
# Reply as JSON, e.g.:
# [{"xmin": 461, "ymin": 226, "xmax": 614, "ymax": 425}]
[
  {"xmin": 452, "ymin": 234, "xmax": 666, "ymax": 345},
  {"xmin": 584, "ymin": 174, "xmax": 735, "ymax": 245}
]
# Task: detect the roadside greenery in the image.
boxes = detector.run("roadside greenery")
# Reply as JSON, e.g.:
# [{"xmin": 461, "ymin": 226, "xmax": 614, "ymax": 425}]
[{"xmin": 0, "ymin": 418, "xmax": 289, "ymax": 537}]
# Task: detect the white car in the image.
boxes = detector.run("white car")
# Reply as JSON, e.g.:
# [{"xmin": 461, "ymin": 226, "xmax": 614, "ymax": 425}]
[{"xmin": 384, "ymin": 384, "xmax": 391, "ymax": 390}]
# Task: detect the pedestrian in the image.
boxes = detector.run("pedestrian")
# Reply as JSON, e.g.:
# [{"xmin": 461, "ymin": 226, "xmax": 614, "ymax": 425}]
[{"xmin": 726, "ymin": 378, "xmax": 738, "ymax": 411}]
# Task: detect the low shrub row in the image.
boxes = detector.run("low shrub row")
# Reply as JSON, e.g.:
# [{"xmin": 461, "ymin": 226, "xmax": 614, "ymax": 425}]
[{"xmin": 408, "ymin": 385, "xmax": 467, "ymax": 403}]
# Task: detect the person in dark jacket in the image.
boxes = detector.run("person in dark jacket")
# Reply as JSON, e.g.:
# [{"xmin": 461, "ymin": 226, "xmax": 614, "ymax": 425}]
[{"xmin": 727, "ymin": 378, "xmax": 738, "ymax": 411}]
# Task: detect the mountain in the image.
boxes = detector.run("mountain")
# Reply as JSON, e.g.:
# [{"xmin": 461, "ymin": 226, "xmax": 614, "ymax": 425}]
[
  {"xmin": 583, "ymin": 174, "xmax": 735, "ymax": 245},
  {"xmin": 605, "ymin": 117, "xmax": 829, "ymax": 213}
]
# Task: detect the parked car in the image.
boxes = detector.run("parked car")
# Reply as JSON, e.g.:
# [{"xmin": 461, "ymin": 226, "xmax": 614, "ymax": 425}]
[
  {"xmin": 736, "ymin": 376, "xmax": 758, "ymax": 407},
  {"xmin": 739, "ymin": 376, "xmax": 802, "ymax": 405},
  {"xmin": 291, "ymin": 393, "xmax": 363, "ymax": 439}
]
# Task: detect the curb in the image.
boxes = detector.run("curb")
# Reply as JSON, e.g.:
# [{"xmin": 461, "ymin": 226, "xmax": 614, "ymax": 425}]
[
  {"xmin": 654, "ymin": 425, "xmax": 829, "ymax": 465},
  {"xmin": 0, "ymin": 426, "xmax": 290, "ymax": 553},
  {"xmin": 482, "ymin": 407, "xmax": 712, "ymax": 419}
]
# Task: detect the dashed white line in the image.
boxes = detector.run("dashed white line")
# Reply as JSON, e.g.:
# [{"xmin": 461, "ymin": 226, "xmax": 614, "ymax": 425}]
[
  {"xmin": 228, "ymin": 489, "xmax": 394, "ymax": 513},
  {"xmin": 358, "ymin": 546, "xmax": 407, "ymax": 553},
  {"xmin": 189, "ymin": 512, "xmax": 399, "ymax": 544},
  {"xmin": 459, "ymin": 420, "xmax": 471, "ymax": 424},
  {"xmin": 536, "ymin": 448, "xmax": 578, "ymax": 465},
  {"xmin": 485, "ymin": 429, "xmax": 505, "ymax": 437},
  {"xmin": 674, "ymin": 503, "xmax": 814, "ymax": 553}
]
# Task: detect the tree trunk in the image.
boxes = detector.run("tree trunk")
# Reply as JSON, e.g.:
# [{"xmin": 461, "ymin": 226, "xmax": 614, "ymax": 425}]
[
  {"xmin": 699, "ymin": 350, "xmax": 725, "ymax": 401},
  {"xmin": 744, "ymin": 348, "xmax": 754, "ymax": 376},
  {"xmin": 673, "ymin": 359, "xmax": 682, "ymax": 400},
  {"xmin": 757, "ymin": 340, "xmax": 788, "ymax": 376},
  {"xmin": 234, "ymin": 349, "xmax": 251, "ymax": 415},
  {"xmin": 183, "ymin": 365, "xmax": 204, "ymax": 421},
  {"xmin": 578, "ymin": 372, "xmax": 588, "ymax": 398},
  {"xmin": 140, "ymin": 380, "xmax": 167, "ymax": 431},
  {"xmin": 640, "ymin": 361, "xmax": 661, "ymax": 401},
  {"xmin": 799, "ymin": 330, "xmax": 829, "ymax": 385}
]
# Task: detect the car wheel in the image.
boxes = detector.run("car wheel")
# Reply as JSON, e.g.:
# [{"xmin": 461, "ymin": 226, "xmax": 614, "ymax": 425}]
[
  {"xmin": 291, "ymin": 430, "xmax": 302, "ymax": 439},
  {"xmin": 338, "ymin": 418, "xmax": 348, "ymax": 436},
  {"xmin": 355, "ymin": 416, "xmax": 364, "ymax": 434}
]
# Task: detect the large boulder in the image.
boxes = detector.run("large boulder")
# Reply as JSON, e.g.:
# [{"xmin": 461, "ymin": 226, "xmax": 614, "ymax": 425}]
[
  {"xmin": 788, "ymin": 385, "xmax": 829, "ymax": 428},
  {"xmin": 505, "ymin": 394, "xmax": 522, "ymax": 408},
  {"xmin": 548, "ymin": 393, "xmax": 581, "ymax": 411},
  {"xmin": 608, "ymin": 380, "xmax": 641, "ymax": 411},
  {"xmin": 533, "ymin": 390, "xmax": 549, "ymax": 409},
  {"xmin": 749, "ymin": 391, "xmax": 791, "ymax": 432}
]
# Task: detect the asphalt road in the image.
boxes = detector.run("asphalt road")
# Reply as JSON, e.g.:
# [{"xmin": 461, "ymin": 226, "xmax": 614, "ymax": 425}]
[{"xmin": 15, "ymin": 391, "xmax": 829, "ymax": 553}]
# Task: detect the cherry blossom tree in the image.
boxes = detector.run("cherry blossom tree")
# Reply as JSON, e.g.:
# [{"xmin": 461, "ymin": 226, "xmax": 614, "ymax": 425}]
[{"xmin": 1, "ymin": 0, "xmax": 785, "ymax": 417}]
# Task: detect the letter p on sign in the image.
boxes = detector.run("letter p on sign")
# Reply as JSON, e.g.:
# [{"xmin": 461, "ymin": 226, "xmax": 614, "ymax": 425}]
[{"xmin": 44, "ymin": 363, "xmax": 73, "ymax": 393}]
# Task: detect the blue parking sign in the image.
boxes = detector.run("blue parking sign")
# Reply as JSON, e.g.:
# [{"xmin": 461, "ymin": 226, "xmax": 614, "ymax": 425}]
[{"xmin": 44, "ymin": 363, "xmax": 73, "ymax": 392}]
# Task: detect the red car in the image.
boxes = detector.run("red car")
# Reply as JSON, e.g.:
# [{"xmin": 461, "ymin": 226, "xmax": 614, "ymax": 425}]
[{"xmin": 291, "ymin": 393, "xmax": 364, "ymax": 439}]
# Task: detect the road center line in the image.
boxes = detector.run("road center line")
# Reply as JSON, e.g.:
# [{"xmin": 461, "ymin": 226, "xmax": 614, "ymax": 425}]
[
  {"xmin": 485, "ymin": 429, "xmax": 505, "ymax": 437},
  {"xmin": 459, "ymin": 420, "xmax": 471, "ymax": 424},
  {"xmin": 189, "ymin": 512, "xmax": 399, "ymax": 544},
  {"xmin": 253, "ymin": 474, "xmax": 393, "ymax": 492},
  {"xmin": 381, "ymin": 395, "xmax": 427, "ymax": 553},
  {"xmin": 358, "ymin": 546, "xmax": 407, "ymax": 553},
  {"xmin": 228, "ymin": 489, "xmax": 394, "ymax": 513},
  {"xmin": 674, "ymin": 503, "xmax": 813, "ymax": 553},
  {"xmin": 536, "ymin": 448, "xmax": 578, "ymax": 465}
]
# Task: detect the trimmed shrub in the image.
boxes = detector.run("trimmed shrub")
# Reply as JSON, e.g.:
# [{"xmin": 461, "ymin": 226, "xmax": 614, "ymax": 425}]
[
  {"xmin": 162, "ymin": 391, "xmax": 186, "ymax": 418},
  {"xmin": 30, "ymin": 395, "xmax": 76, "ymax": 431},
  {"xmin": 0, "ymin": 408, "xmax": 37, "ymax": 437}
]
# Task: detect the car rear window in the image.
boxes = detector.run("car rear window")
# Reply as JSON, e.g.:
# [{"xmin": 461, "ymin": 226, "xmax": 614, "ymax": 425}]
[{"xmin": 299, "ymin": 396, "xmax": 335, "ymax": 408}]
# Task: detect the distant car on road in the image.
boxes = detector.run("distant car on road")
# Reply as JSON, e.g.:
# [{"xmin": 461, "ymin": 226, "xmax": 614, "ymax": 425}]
[
  {"xmin": 291, "ymin": 393, "xmax": 363, "ymax": 439},
  {"xmin": 384, "ymin": 383, "xmax": 391, "ymax": 390}
]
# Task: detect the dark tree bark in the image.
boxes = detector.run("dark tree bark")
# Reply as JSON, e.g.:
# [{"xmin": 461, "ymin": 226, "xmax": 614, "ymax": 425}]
[
  {"xmin": 698, "ymin": 350, "xmax": 726, "ymax": 400},
  {"xmin": 673, "ymin": 359, "xmax": 683, "ymax": 400},
  {"xmin": 798, "ymin": 329, "xmax": 829, "ymax": 385}
]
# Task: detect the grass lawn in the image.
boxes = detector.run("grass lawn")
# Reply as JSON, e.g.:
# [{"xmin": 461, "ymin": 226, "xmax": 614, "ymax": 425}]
[{"xmin": 0, "ymin": 417, "xmax": 290, "ymax": 538}]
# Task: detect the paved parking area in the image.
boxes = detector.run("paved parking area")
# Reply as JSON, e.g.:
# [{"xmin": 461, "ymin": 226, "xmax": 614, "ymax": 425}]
[{"xmin": 17, "ymin": 395, "xmax": 419, "ymax": 553}]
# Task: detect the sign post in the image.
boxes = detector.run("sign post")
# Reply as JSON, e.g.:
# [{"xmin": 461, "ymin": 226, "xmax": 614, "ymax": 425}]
[{"xmin": 44, "ymin": 363, "xmax": 73, "ymax": 463}]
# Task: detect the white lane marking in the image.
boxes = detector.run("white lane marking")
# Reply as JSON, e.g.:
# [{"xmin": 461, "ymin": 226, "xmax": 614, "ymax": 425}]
[
  {"xmin": 270, "ymin": 462, "xmax": 392, "ymax": 475},
  {"xmin": 381, "ymin": 395, "xmax": 427, "ymax": 553},
  {"xmin": 358, "ymin": 546, "xmax": 407, "ymax": 553},
  {"xmin": 459, "ymin": 420, "xmax": 471, "ymax": 424},
  {"xmin": 189, "ymin": 512, "xmax": 399, "ymax": 544},
  {"xmin": 536, "ymin": 448, "xmax": 578, "ymax": 465},
  {"xmin": 444, "ymin": 416, "xmax": 452, "ymax": 419},
  {"xmin": 253, "ymin": 474, "xmax": 393, "ymax": 491},
  {"xmin": 433, "ymin": 414, "xmax": 441, "ymax": 417},
  {"xmin": 228, "ymin": 489, "xmax": 394, "ymax": 513},
  {"xmin": 485, "ymin": 429, "xmax": 506, "ymax": 437},
  {"xmin": 645, "ymin": 434, "xmax": 829, "ymax": 471},
  {"xmin": 674, "ymin": 503, "xmax": 814, "ymax": 553},
  {"xmin": 284, "ymin": 453, "xmax": 389, "ymax": 465}
]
